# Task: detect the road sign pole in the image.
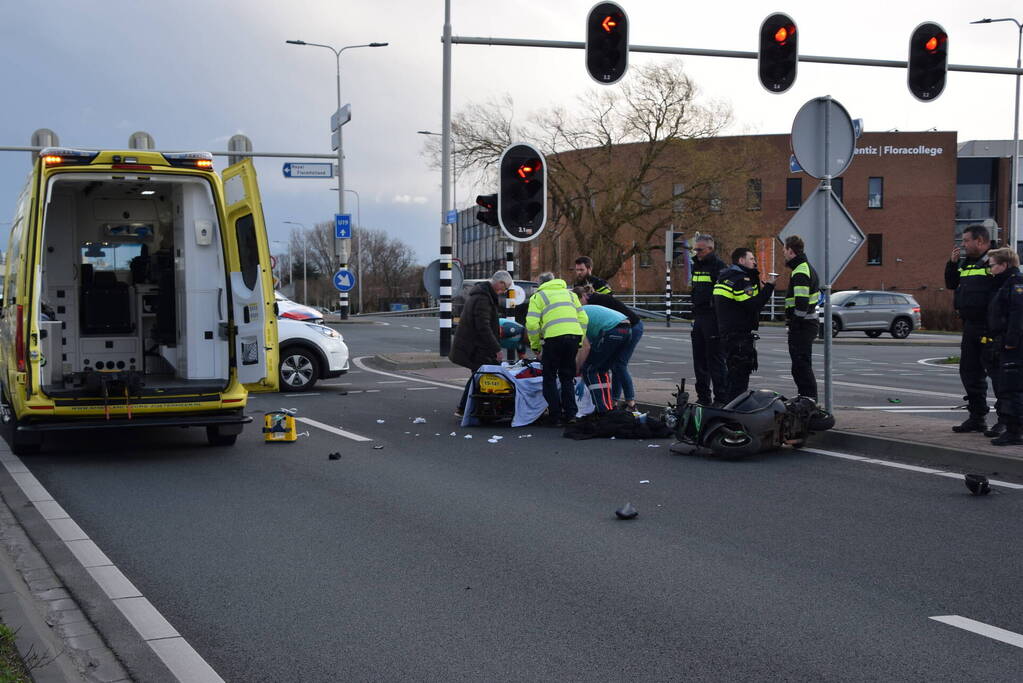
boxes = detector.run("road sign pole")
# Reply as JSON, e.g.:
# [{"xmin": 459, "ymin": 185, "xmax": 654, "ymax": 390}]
[
  {"xmin": 823, "ymin": 97, "xmax": 833, "ymax": 413},
  {"xmin": 439, "ymin": 0, "xmax": 453, "ymax": 356}
]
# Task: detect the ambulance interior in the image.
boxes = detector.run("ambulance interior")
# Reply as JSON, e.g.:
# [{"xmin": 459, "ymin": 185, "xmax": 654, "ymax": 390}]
[{"xmin": 38, "ymin": 174, "xmax": 230, "ymax": 397}]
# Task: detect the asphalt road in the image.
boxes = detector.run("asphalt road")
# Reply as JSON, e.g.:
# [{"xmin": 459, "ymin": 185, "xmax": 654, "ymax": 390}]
[{"xmin": 13, "ymin": 319, "xmax": 1023, "ymax": 681}]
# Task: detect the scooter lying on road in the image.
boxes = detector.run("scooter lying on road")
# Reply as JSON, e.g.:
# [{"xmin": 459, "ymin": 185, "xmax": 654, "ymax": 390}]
[{"xmin": 663, "ymin": 380, "xmax": 835, "ymax": 458}]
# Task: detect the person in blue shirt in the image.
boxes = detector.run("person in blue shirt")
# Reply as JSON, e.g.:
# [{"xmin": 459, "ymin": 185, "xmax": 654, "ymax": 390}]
[
  {"xmin": 577, "ymin": 304, "xmax": 632, "ymax": 414},
  {"xmin": 574, "ymin": 285, "xmax": 642, "ymax": 410}
]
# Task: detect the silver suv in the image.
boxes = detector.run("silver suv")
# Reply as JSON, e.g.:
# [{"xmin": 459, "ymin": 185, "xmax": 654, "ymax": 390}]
[{"xmin": 823, "ymin": 290, "xmax": 922, "ymax": 339}]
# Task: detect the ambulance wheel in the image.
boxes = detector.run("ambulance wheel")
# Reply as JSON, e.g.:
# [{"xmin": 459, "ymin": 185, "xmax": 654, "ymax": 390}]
[
  {"xmin": 1, "ymin": 386, "xmax": 41, "ymax": 456},
  {"xmin": 206, "ymin": 426, "xmax": 238, "ymax": 447},
  {"xmin": 279, "ymin": 347, "xmax": 319, "ymax": 392}
]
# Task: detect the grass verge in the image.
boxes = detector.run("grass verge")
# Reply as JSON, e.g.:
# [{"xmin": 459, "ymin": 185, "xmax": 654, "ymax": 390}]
[{"xmin": 0, "ymin": 624, "xmax": 31, "ymax": 683}]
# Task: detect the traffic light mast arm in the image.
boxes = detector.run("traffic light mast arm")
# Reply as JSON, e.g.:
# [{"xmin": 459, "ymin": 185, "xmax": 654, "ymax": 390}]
[{"xmin": 449, "ymin": 35, "xmax": 1023, "ymax": 76}]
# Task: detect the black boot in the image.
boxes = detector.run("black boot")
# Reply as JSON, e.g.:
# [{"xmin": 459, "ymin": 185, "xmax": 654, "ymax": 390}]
[
  {"xmin": 952, "ymin": 417, "xmax": 987, "ymax": 433},
  {"xmin": 984, "ymin": 422, "xmax": 1006, "ymax": 437},
  {"xmin": 991, "ymin": 429, "xmax": 1023, "ymax": 446}
]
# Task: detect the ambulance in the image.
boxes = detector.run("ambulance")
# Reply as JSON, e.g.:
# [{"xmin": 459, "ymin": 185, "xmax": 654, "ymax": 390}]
[{"xmin": 0, "ymin": 148, "xmax": 278, "ymax": 454}]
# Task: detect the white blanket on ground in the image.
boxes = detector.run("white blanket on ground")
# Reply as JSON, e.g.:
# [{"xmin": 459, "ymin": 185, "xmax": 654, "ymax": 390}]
[{"xmin": 461, "ymin": 363, "xmax": 595, "ymax": 428}]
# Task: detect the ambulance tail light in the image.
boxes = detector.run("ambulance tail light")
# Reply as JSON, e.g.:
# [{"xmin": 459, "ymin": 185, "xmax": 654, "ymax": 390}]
[
  {"xmin": 163, "ymin": 152, "xmax": 215, "ymax": 170},
  {"xmin": 39, "ymin": 147, "xmax": 99, "ymax": 167},
  {"xmin": 15, "ymin": 305, "xmax": 25, "ymax": 372}
]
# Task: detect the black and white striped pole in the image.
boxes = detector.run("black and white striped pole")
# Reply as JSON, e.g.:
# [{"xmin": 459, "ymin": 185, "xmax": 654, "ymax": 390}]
[
  {"xmin": 665, "ymin": 229, "xmax": 673, "ymax": 328},
  {"xmin": 439, "ymin": 0, "xmax": 453, "ymax": 356}
]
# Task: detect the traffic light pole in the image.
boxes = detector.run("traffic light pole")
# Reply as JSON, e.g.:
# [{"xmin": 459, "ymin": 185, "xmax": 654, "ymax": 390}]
[
  {"xmin": 664, "ymin": 264, "xmax": 672, "ymax": 329},
  {"xmin": 439, "ymin": 0, "xmax": 453, "ymax": 357},
  {"xmin": 449, "ymin": 35, "xmax": 1023, "ymax": 77}
]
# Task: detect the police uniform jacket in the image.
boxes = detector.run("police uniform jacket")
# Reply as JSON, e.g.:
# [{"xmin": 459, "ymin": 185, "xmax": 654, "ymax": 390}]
[
  {"xmin": 945, "ymin": 250, "xmax": 994, "ymax": 323},
  {"xmin": 784, "ymin": 253, "xmax": 820, "ymax": 323},
  {"xmin": 987, "ymin": 266, "xmax": 1023, "ymax": 348},
  {"xmin": 691, "ymin": 253, "xmax": 726, "ymax": 316},
  {"xmin": 713, "ymin": 265, "xmax": 775, "ymax": 336},
  {"xmin": 578, "ymin": 274, "xmax": 612, "ymax": 295}
]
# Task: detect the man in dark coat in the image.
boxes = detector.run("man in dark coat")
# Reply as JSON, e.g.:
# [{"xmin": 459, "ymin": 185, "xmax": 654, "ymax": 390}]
[
  {"xmin": 450, "ymin": 271, "xmax": 513, "ymax": 416},
  {"xmin": 985, "ymin": 248, "xmax": 1023, "ymax": 445}
]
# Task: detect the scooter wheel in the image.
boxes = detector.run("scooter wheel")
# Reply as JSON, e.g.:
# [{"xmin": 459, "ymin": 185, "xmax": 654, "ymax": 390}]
[
  {"xmin": 810, "ymin": 410, "xmax": 836, "ymax": 432},
  {"xmin": 707, "ymin": 427, "xmax": 761, "ymax": 459}
]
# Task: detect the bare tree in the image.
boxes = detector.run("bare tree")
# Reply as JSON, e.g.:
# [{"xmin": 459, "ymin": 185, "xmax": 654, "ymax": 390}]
[{"xmin": 430, "ymin": 62, "xmax": 767, "ymax": 279}]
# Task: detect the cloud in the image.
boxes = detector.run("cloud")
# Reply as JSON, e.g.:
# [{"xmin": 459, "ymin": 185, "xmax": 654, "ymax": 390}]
[{"xmin": 392, "ymin": 194, "xmax": 428, "ymax": 204}]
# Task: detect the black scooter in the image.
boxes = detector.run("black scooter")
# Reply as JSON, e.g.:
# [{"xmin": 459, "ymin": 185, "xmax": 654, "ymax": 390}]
[{"xmin": 664, "ymin": 380, "xmax": 835, "ymax": 458}]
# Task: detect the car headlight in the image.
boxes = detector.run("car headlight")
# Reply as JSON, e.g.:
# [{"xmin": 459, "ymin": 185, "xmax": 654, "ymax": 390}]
[{"xmin": 303, "ymin": 322, "xmax": 342, "ymax": 339}]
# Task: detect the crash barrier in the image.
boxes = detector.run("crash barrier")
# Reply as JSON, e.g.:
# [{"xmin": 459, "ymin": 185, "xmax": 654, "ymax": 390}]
[
  {"xmin": 355, "ymin": 306, "xmax": 440, "ymax": 318},
  {"xmin": 622, "ymin": 294, "xmax": 787, "ymax": 321}
]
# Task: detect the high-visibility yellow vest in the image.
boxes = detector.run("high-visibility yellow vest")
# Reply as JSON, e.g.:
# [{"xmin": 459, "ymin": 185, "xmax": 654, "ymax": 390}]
[{"xmin": 525, "ymin": 280, "xmax": 587, "ymax": 349}]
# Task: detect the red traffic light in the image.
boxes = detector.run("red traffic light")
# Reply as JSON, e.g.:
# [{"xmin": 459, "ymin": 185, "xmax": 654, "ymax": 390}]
[
  {"xmin": 585, "ymin": 2, "xmax": 629, "ymax": 84},
  {"xmin": 908, "ymin": 22, "xmax": 948, "ymax": 101},
  {"xmin": 924, "ymin": 35, "xmax": 942, "ymax": 52},
  {"xmin": 516, "ymin": 161, "xmax": 541, "ymax": 181},
  {"xmin": 758, "ymin": 13, "xmax": 798, "ymax": 93},
  {"xmin": 774, "ymin": 26, "xmax": 792, "ymax": 45},
  {"xmin": 601, "ymin": 15, "xmax": 617, "ymax": 32}
]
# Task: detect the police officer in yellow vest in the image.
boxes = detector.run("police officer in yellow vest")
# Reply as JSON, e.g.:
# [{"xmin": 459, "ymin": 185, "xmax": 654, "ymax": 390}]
[
  {"xmin": 782, "ymin": 236, "xmax": 821, "ymax": 400},
  {"xmin": 526, "ymin": 272, "xmax": 589, "ymax": 426},
  {"xmin": 944, "ymin": 224, "xmax": 1000, "ymax": 434},
  {"xmin": 714, "ymin": 248, "xmax": 777, "ymax": 403},
  {"xmin": 690, "ymin": 234, "xmax": 728, "ymax": 405}
]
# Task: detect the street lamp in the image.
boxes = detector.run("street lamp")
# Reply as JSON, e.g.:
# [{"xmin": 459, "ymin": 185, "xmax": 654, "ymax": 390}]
[
  {"xmin": 972, "ymin": 17, "xmax": 1023, "ymax": 251},
  {"xmin": 418, "ymin": 130, "xmax": 457, "ymax": 213},
  {"xmin": 283, "ymin": 220, "xmax": 308, "ymax": 305},
  {"xmin": 286, "ymin": 38, "xmax": 388, "ymax": 318},
  {"xmin": 270, "ymin": 240, "xmax": 292, "ymax": 292}
]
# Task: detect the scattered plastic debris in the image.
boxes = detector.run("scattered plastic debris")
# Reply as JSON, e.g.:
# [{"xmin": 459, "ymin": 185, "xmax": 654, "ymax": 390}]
[
  {"xmin": 615, "ymin": 502, "xmax": 638, "ymax": 520},
  {"xmin": 377, "ymin": 419, "xmax": 386, "ymax": 424},
  {"xmin": 464, "ymin": 434, "xmax": 473, "ymax": 439},
  {"xmin": 450, "ymin": 432, "xmax": 457, "ymax": 436},
  {"xmin": 646, "ymin": 444, "xmax": 661, "ymax": 448},
  {"xmin": 328, "ymin": 452, "xmax": 341, "ymax": 460},
  {"xmin": 373, "ymin": 445, "xmax": 384, "ymax": 450},
  {"xmin": 296, "ymin": 431, "xmax": 310, "ymax": 438},
  {"xmin": 640, "ymin": 480, "xmax": 650, "ymax": 484},
  {"xmin": 490, "ymin": 435, "xmax": 503, "ymax": 440},
  {"xmin": 435, "ymin": 433, "xmax": 440, "ymax": 436},
  {"xmin": 488, "ymin": 438, "xmax": 499, "ymax": 443},
  {"xmin": 280, "ymin": 407, "xmax": 297, "ymax": 415},
  {"xmin": 413, "ymin": 417, "xmax": 427, "ymax": 424},
  {"xmin": 887, "ymin": 398, "xmax": 902, "ymax": 404}
]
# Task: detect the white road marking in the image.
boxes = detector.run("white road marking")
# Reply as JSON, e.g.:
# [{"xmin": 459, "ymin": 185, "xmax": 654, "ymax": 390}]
[
  {"xmin": 297, "ymin": 417, "xmax": 373, "ymax": 442},
  {"xmin": 352, "ymin": 356, "xmax": 462, "ymax": 390},
  {"xmin": 284, "ymin": 392, "xmax": 321, "ymax": 397},
  {"xmin": 930, "ymin": 616, "xmax": 1023, "ymax": 650},
  {"xmin": 829, "ymin": 380, "xmax": 963, "ymax": 399},
  {"xmin": 804, "ymin": 448, "xmax": 1023, "ymax": 489},
  {"xmin": 854, "ymin": 405, "xmax": 956, "ymax": 410},
  {"xmin": 918, "ymin": 357, "xmax": 959, "ymax": 369},
  {"xmin": 376, "ymin": 380, "xmax": 407, "ymax": 384},
  {"xmin": 407, "ymin": 387, "xmax": 438, "ymax": 391},
  {"xmin": 0, "ymin": 453, "xmax": 224, "ymax": 681},
  {"xmin": 645, "ymin": 346, "xmax": 662, "ymax": 350}
]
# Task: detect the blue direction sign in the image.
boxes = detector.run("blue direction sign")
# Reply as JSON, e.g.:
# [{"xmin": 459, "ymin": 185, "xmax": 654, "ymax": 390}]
[
  {"xmin": 333, "ymin": 268, "xmax": 356, "ymax": 292},
  {"xmin": 335, "ymin": 213, "xmax": 352, "ymax": 239},
  {"xmin": 282, "ymin": 162, "xmax": 333, "ymax": 178}
]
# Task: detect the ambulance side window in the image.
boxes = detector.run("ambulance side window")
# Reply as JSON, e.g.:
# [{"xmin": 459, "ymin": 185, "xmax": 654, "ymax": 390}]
[
  {"xmin": 4, "ymin": 216, "xmax": 23, "ymax": 303},
  {"xmin": 234, "ymin": 214, "xmax": 259, "ymax": 290}
]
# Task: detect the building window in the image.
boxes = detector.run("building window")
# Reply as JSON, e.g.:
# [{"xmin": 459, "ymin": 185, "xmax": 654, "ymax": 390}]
[
  {"xmin": 640, "ymin": 184, "xmax": 653, "ymax": 207},
  {"xmin": 709, "ymin": 183, "xmax": 722, "ymax": 212},
  {"xmin": 1018, "ymin": 183, "xmax": 1023, "ymax": 208},
  {"xmin": 786, "ymin": 178, "xmax": 802, "ymax": 209},
  {"xmin": 746, "ymin": 178, "xmax": 762, "ymax": 210},
  {"xmin": 673, "ymin": 183, "xmax": 685, "ymax": 213},
  {"xmin": 832, "ymin": 177, "xmax": 844, "ymax": 203},
  {"xmin": 868, "ymin": 177, "xmax": 884, "ymax": 208},
  {"xmin": 639, "ymin": 250, "xmax": 651, "ymax": 267},
  {"xmin": 867, "ymin": 234, "xmax": 883, "ymax": 265}
]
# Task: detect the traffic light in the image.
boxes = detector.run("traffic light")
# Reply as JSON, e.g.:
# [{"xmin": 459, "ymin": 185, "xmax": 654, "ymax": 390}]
[
  {"xmin": 758, "ymin": 13, "xmax": 798, "ymax": 93},
  {"xmin": 908, "ymin": 22, "xmax": 948, "ymax": 102},
  {"xmin": 498, "ymin": 143, "xmax": 546, "ymax": 241},
  {"xmin": 586, "ymin": 2, "xmax": 628, "ymax": 84},
  {"xmin": 476, "ymin": 194, "xmax": 498, "ymax": 227},
  {"xmin": 671, "ymin": 231, "xmax": 688, "ymax": 264}
]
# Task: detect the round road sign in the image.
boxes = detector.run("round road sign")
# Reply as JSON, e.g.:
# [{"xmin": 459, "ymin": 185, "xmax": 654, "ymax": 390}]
[{"xmin": 790, "ymin": 97, "xmax": 855, "ymax": 179}]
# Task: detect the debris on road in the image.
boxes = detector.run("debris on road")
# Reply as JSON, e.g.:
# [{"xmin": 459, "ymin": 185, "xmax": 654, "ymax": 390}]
[
  {"xmin": 887, "ymin": 398, "xmax": 902, "ymax": 404},
  {"xmin": 647, "ymin": 444, "xmax": 661, "ymax": 448},
  {"xmin": 488, "ymin": 438, "xmax": 499, "ymax": 443},
  {"xmin": 615, "ymin": 503, "xmax": 638, "ymax": 520},
  {"xmin": 328, "ymin": 452, "xmax": 341, "ymax": 460},
  {"xmin": 373, "ymin": 445, "xmax": 384, "ymax": 450},
  {"xmin": 640, "ymin": 480, "xmax": 650, "ymax": 484},
  {"xmin": 965, "ymin": 473, "xmax": 991, "ymax": 496},
  {"xmin": 413, "ymin": 417, "xmax": 427, "ymax": 424},
  {"xmin": 464, "ymin": 434, "xmax": 473, "ymax": 439},
  {"xmin": 377, "ymin": 419, "xmax": 386, "ymax": 424}
]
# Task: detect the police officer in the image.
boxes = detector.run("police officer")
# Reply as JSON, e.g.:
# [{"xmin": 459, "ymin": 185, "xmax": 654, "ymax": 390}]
[
  {"xmin": 714, "ymin": 247, "xmax": 777, "ymax": 403},
  {"xmin": 985, "ymin": 248, "xmax": 1023, "ymax": 446},
  {"xmin": 689, "ymin": 234, "xmax": 727, "ymax": 405},
  {"xmin": 944, "ymin": 224, "xmax": 998, "ymax": 434},
  {"xmin": 526, "ymin": 272, "xmax": 588, "ymax": 426},
  {"xmin": 782, "ymin": 235, "xmax": 820, "ymax": 400},
  {"xmin": 573, "ymin": 256, "xmax": 613, "ymax": 294}
]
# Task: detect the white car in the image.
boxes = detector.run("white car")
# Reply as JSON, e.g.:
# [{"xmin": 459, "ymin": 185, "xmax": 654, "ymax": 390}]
[{"xmin": 277, "ymin": 317, "xmax": 349, "ymax": 392}]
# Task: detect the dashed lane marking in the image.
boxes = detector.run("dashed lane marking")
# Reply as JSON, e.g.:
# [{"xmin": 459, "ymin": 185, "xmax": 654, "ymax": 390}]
[
  {"xmin": 296, "ymin": 417, "xmax": 373, "ymax": 442},
  {"xmin": 804, "ymin": 448, "xmax": 1023, "ymax": 489},
  {"xmin": 407, "ymin": 387, "xmax": 439, "ymax": 391}
]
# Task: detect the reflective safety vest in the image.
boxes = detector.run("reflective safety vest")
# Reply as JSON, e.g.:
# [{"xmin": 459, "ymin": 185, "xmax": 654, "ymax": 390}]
[
  {"xmin": 713, "ymin": 265, "xmax": 774, "ymax": 334},
  {"xmin": 784, "ymin": 255, "xmax": 820, "ymax": 320},
  {"xmin": 525, "ymin": 279, "xmax": 588, "ymax": 350}
]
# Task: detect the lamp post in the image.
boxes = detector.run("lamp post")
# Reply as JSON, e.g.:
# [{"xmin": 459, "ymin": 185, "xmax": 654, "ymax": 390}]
[
  {"xmin": 286, "ymin": 38, "xmax": 388, "ymax": 318},
  {"xmin": 972, "ymin": 17, "xmax": 1023, "ymax": 251},
  {"xmin": 283, "ymin": 220, "xmax": 308, "ymax": 305},
  {"xmin": 271, "ymin": 240, "xmax": 292, "ymax": 292},
  {"xmin": 343, "ymin": 190, "xmax": 363, "ymax": 315},
  {"xmin": 417, "ymin": 130, "xmax": 457, "ymax": 213}
]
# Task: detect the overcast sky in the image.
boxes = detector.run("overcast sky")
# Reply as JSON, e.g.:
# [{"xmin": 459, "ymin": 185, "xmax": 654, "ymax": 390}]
[{"xmin": 2, "ymin": 0, "xmax": 1022, "ymax": 265}]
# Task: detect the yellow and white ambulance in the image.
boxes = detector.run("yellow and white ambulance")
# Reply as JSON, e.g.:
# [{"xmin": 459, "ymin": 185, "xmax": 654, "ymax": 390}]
[{"xmin": 0, "ymin": 148, "xmax": 278, "ymax": 453}]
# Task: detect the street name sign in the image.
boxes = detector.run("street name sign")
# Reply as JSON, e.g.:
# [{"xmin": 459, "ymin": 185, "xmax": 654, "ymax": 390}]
[
  {"xmin": 335, "ymin": 214, "xmax": 352, "ymax": 239},
  {"xmin": 333, "ymin": 268, "xmax": 356, "ymax": 292},
  {"xmin": 331, "ymin": 104, "xmax": 352, "ymax": 132},
  {"xmin": 282, "ymin": 162, "xmax": 333, "ymax": 179}
]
